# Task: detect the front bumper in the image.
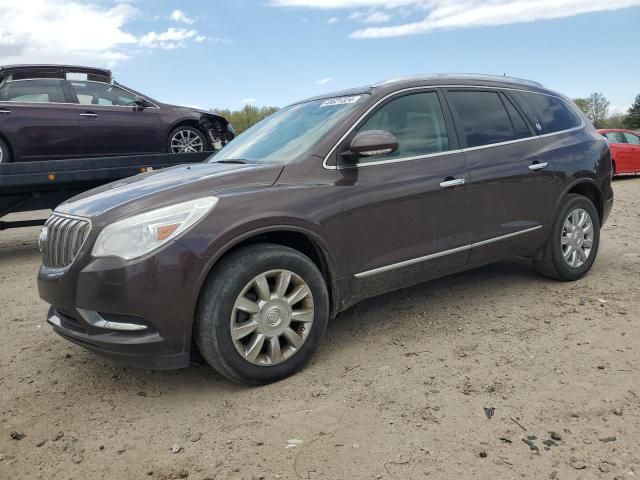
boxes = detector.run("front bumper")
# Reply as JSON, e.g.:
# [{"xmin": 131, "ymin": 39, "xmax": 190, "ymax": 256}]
[{"xmin": 38, "ymin": 240, "xmax": 202, "ymax": 370}]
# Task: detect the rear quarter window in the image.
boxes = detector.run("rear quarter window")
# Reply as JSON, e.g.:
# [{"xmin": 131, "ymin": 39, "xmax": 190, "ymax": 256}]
[{"xmin": 511, "ymin": 91, "xmax": 582, "ymax": 134}]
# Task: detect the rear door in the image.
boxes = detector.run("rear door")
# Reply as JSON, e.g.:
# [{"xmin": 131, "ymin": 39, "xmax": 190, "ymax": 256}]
[
  {"xmin": 0, "ymin": 79, "xmax": 82, "ymax": 161},
  {"xmin": 444, "ymin": 88, "xmax": 558, "ymax": 262},
  {"xmin": 65, "ymin": 80, "xmax": 162, "ymax": 156}
]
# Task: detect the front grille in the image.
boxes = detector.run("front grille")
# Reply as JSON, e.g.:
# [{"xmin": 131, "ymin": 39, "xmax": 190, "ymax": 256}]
[{"xmin": 42, "ymin": 214, "xmax": 91, "ymax": 268}]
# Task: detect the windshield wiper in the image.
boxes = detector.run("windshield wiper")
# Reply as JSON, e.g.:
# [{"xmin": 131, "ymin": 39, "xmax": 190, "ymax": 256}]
[{"xmin": 214, "ymin": 159, "xmax": 251, "ymax": 164}]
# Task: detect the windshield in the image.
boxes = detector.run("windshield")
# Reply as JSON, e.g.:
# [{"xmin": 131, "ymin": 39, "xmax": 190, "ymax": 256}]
[{"xmin": 209, "ymin": 94, "xmax": 369, "ymax": 164}]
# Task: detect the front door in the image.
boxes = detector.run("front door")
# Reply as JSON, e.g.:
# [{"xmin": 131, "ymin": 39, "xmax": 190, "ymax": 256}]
[
  {"xmin": 620, "ymin": 131, "xmax": 640, "ymax": 172},
  {"xmin": 65, "ymin": 80, "xmax": 162, "ymax": 156},
  {"xmin": 0, "ymin": 79, "xmax": 82, "ymax": 161},
  {"xmin": 336, "ymin": 89, "xmax": 470, "ymax": 300}
]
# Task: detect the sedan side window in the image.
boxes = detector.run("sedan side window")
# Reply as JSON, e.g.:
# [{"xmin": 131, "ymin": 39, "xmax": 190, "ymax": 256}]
[
  {"xmin": 354, "ymin": 92, "xmax": 450, "ymax": 163},
  {"xmin": 605, "ymin": 132, "xmax": 627, "ymax": 144},
  {"xmin": 69, "ymin": 81, "xmax": 138, "ymax": 106},
  {"xmin": 623, "ymin": 132, "xmax": 640, "ymax": 145},
  {"xmin": 0, "ymin": 79, "xmax": 67, "ymax": 103},
  {"xmin": 447, "ymin": 90, "xmax": 519, "ymax": 148}
]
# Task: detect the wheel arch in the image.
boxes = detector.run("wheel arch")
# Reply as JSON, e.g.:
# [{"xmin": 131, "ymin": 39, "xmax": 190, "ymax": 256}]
[
  {"xmin": 193, "ymin": 226, "xmax": 339, "ymax": 322},
  {"xmin": 0, "ymin": 131, "xmax": 15, "ymax": 162},
  {"xmin": 561, "ymin": 179, "xmax": 604, "ymax": 224}
]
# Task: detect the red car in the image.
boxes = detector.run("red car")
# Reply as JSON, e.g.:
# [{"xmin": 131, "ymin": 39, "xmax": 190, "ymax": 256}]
[{"xmin": 598, "ymin": 129, "xmax": 640, "ymax": 175}]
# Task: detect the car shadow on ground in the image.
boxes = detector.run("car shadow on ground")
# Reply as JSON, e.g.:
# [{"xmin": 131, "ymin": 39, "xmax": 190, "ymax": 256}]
[{"xmin": 60, "ymin": 256, "xmax": 550, "ymax": 394}]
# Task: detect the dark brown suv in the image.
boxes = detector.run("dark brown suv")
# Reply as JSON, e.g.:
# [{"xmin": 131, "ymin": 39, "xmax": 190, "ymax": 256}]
[{"xmin": 38, "ymin": 74, "xmax": 613, "ymax": 385}]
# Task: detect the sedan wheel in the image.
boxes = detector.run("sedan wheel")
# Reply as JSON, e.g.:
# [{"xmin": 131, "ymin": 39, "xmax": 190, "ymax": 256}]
[
  {"xmin": 230, "ymin": 269, "xmax": 314, "ymax": 366},
  {"xmin": 169, "ymin": 128, "xmax": 205, "ymax": 153}
]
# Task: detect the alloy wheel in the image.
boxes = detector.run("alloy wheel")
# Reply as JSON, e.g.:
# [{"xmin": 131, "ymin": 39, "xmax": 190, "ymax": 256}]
[
  {"xmin": 170, "ymin": 129, "xmax": 204, "ymax": 153},
  {"xmin": 561, "ymin": 208, "xmax": 594, "ymax": 268},
  {"xmin": 230, "ymin": 269, "xmax": 314, "ymax": 366}
]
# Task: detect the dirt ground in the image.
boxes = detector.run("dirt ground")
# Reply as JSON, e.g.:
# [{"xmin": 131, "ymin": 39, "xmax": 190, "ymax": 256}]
[{"xmin": 1, "ymin": 178, "xmax": 639, "ymax": 480}]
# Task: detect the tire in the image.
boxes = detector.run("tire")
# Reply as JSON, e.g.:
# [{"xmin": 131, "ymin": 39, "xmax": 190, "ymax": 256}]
[
  {"xmin": 0, "ymin": 137, "xmax": 11, "ymax": 163},
  {"xmin": 195, "ymin": 244, "xmax": 329, "ymax": 385},
  {"xmin": 534, "ymin": 194, "xmax": 600, "ymax": 281},
  {"xmin": 167, "ymin": 126, "xmax": 208, "ymax": 154}
]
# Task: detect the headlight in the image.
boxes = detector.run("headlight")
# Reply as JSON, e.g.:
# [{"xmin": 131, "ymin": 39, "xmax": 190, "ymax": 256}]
[{"xmin": 92, "ymin": 197, "xmax": 218, "ymax": 260}]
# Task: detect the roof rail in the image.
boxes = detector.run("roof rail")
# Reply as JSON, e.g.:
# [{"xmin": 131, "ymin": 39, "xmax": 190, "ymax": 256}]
[{"xmin": 374, "ymin": 73, "xmax": 544, "ymax": 88}]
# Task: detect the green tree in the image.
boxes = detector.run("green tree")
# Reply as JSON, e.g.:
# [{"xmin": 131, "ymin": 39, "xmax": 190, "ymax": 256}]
[
  {"xmin": 601, "ymin": 114, "xmax": 628, "ymax": 129},
  {"xmin": 625, "ymin": 94, "xmax": 640, "ymax": 130},
  {"xmin": 573, "ymin": 98, "xmax": 590, "ymax": 115},
  {"xmin": 212, "ymin": 105, "xmax": 279, "ymax": 135}
]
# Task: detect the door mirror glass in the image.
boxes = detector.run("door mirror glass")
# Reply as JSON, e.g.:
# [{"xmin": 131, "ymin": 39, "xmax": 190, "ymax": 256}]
[{"xmin": 347, "ymin": 130, "xmax": 399, "ymax": 159}]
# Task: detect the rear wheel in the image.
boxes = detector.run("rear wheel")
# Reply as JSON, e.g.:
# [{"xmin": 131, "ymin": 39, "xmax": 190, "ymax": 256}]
[
  {"xmin": 195, "ymin": 244, "xmax": 329, "ymax": 385},
  {"xmin": 0, "ymin": 137, "xmax": 11, "ymax": 163},
  {"xmin": 168, "ymin": 126, "xmax": 207, "ymax": 154},
  {"xmin": 534, "ymin": 194, "xmax": 600, "ymax": 281}
]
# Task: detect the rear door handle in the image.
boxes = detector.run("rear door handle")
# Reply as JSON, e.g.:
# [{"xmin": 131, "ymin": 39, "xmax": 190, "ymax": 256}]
[
  {"xmin": 0, "ymin": 109, "xmax": 11, "ymax": 115},
  {"xmin": 439, "ymin": 178, "xmax": 465, "ymax": 188},
  {"xmin": 529, "ymin": 162, "xmax": 548, "ymax": 171},
  {"xmin": 80, "ymin": 112, "xmax": 98, "ymax": 118}
]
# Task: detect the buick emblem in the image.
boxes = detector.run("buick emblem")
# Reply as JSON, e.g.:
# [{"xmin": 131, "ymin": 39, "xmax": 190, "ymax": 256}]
[{"xmin": 38, "ymin": 227, "xmax": 48, "ymax": 254}]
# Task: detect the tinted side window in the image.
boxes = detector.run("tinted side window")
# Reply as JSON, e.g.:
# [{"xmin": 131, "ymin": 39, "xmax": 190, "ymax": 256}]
[
  {"xmin": 511, "ymin": 91, "xmax": 582, "ymax": 134},
  {"xmin": 447, "ymin": 91, "xmax": 516, "ymax": 148},
  {"xmin": 355, "ymin": 92, "xmax": 449, "ymax": 162},
  {"xmin": 69, "ymin": 81, "xmax": 138, "ymax": 106},
  {"xmin": 623, "ymin": 132, "xmax": 640, "ymax": 145},
  {"xmin": 605, "ymin": 132, "xmax": 626, "ymax": 143},
  {"xmin": 0, "ymin": 79, "xmax": 66, "ymax": 103},
  {"xmin": 502, "ymin": 94, "xmax": 532, "ymax": 139}
]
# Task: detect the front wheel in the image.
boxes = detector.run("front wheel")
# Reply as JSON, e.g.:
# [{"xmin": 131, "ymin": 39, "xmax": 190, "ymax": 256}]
[
  {"xmin": 195, "ymin": 244, "xmax": 329, "ymax": 385},
  {"xmin": 168, "ymin": 126, "xmax": 207, "ymax": 154},
  {"xmin": 534, "ymin": 194, "xmax": 600, "ymax": 281}
]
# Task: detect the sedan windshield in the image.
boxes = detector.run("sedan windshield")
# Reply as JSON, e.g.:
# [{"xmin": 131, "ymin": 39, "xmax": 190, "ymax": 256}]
[{"xmin": 210, "ymin": 94, "xmax": 369, "ymax": 164}]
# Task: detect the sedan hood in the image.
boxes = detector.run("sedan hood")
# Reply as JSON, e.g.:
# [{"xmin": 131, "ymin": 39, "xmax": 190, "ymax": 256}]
[{"xmin": 57, "ymin": 162, "xmax": 283, "ymax": 219}]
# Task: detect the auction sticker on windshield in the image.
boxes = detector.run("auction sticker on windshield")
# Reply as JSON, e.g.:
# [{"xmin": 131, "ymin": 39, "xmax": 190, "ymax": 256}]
[{"xmin": 320, "ymin": 96, "xmax": 362, "ymax": 107}]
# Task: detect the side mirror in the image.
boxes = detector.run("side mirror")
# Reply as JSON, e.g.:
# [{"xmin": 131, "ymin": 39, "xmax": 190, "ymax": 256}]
[
  {"xmin": 134, "ymin": 96, "xmax": 152, "ymax": 108},
  {"xmin": 345, "ymin": 130, "xmax": 398, "ymax": 160}
]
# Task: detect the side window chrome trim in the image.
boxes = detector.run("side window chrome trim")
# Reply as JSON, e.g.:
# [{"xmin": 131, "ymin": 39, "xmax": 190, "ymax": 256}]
[{"xmin": 323, "ymin": 84, "xmax": 585, "ymax": 171}]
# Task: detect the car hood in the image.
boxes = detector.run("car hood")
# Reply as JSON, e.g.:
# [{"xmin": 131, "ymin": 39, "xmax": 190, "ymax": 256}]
[{"xmin": 56, "ymin": 162, "xmax": 283, "ymax": 220}]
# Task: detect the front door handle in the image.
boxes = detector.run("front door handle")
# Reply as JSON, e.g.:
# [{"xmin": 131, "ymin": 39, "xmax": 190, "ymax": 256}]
[
  {"xmin": 0, "ymin": 109, "xmax": 11, "ymax": 115},
  {"xmin": 529, "ymin": 162, "xmax": 548, "ymax": 171},
  {"xmin": 439, "ymin": 178, "xmax": 466, "ymax": 188},
  {"xmin": 80, "ymin": 112, "xmax": 98, "ymax": 118}
]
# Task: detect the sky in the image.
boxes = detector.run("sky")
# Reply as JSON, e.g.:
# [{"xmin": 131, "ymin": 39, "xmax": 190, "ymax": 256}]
[{"xmin": 1, "ymin": 0, "xmax": 639, "ymax": 114}]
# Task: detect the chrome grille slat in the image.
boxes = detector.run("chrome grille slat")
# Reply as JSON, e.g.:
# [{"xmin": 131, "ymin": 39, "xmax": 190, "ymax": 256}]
[{"xmin": 42, "ymin": 214, "xmax": 91, "ymax": 269}]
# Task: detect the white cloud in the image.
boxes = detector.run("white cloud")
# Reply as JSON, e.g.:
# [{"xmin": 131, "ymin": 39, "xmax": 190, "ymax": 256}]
[
  {"xmin": 0, "ymin": 0, "xmax": 218, "ymax": 66},
  {"xmin": 139, "ymin": 27, "xmax": 198, "ymax": 50},
  {"xmin": 242, "ymin": 98, "xmax": 257, "ymax": 104},
  {"xmin": 316, "ymin": 77, "xmax": 332, "ymax": 85},
  {"xmin": 0, "ymin": 0, "xmax": 138, "ymax": 65},
  {"xmin": 271, "ymin": 0, "xmax": 640, "ymax": 38},
  {"xmin": 169, "ymin": 9, "xmax": 195, "ymax": 25},
  {"xmin": 350, "ymin": 10, "xmax": 392, "ymax": 23},
  {"xmin": 328, "ymin": 17, "xmax": 339, "ymax": 23}
]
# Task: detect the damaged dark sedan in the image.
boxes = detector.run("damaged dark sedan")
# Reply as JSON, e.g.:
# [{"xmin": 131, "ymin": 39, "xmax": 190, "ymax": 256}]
[{"xmin": 0, "ymin": 64, "xmax": 234, "ymax": 163}]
